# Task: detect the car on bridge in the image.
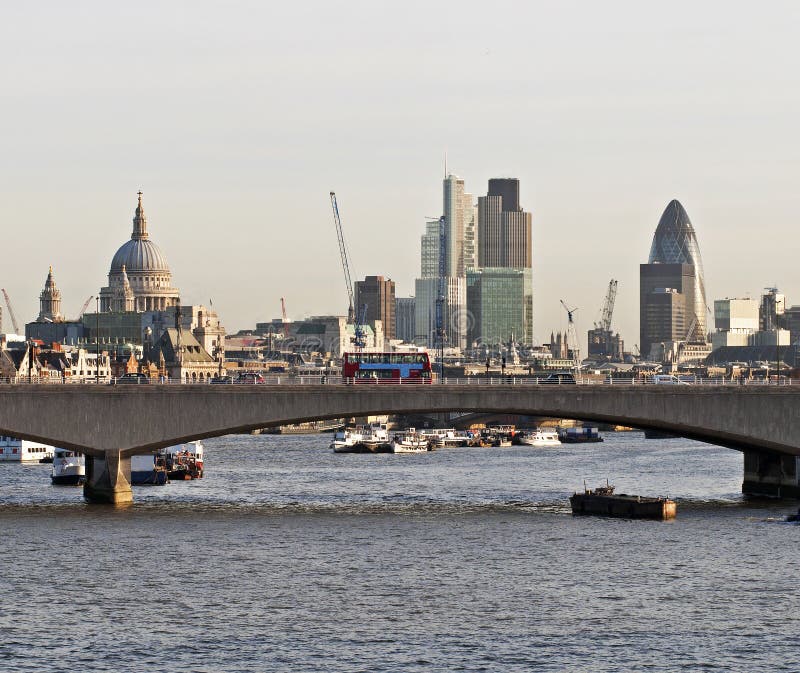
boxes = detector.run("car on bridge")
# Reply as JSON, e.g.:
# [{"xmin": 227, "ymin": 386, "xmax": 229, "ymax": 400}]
[
  {"xmin": 233, "ymin": 372, "xmax": 265, "ymax": 384},
  {"xmin": 111, "ymin": 373, "xmax": 150, "ymax": 385},
  {"xmin": 540, "ymin": 373, "xmax": 576, "ymax": 385}
]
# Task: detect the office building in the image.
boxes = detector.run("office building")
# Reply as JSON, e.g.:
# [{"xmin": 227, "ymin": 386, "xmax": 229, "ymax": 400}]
[
  {"xmin": 354, "ymin": 276, "xmax": 396, "ymax": 342},
  {"xmin": 466, "ymin": 268, "xmax": 533, "ymax": 346},
  {"xmin": 395, "ymin": 297, "xmax": 416, "ymax": 344},
  {"xmin": 477, "ymin": 178, "xmax": 532, "ymax": 268},
  {"xmin": 640, "ymin": 200, "xmax": 707, "ymax": 360}
]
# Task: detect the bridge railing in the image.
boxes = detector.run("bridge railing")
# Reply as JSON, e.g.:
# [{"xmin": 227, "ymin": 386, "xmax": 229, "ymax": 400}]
[{"xmin": 0, "ymin": 375, "xmax": 795, "ymax": 386}]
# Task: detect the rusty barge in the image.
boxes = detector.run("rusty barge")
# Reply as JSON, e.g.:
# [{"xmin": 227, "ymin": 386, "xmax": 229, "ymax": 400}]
[{"xmin": 569, "ymin": 483, "xmax": 677, "ymax": 520}]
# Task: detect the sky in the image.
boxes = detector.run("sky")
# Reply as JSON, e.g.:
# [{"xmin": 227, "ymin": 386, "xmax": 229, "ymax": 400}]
[{"xmin": 2, "ymin": 1, "xmax": 799, "ymax": 353}]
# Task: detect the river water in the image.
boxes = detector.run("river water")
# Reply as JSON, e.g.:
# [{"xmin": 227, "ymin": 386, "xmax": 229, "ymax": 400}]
[{"xmin": 1, "ymin": 431, "xmax": 798, "ymax": 672}]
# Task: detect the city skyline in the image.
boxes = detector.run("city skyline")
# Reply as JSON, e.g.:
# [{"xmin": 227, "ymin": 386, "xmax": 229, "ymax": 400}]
[{"xmin": 2, "ymin": 2, "xmax": 800, "ymax": 353}]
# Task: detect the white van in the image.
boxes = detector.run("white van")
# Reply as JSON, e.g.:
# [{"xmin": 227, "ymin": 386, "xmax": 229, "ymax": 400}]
[{"xmin": 652, "ymin": 375, "xmax": 689, "ymax": 385}]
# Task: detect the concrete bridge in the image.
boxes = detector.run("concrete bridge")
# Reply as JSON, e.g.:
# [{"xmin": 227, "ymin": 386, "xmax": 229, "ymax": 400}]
[{"xmin": 1, "ymin": 383, "xmax": 798, "ymax": 503}]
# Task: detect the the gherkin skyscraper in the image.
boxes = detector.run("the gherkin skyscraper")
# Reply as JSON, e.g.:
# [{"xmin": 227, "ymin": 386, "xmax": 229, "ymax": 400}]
[{"xmin": 640, "ymin": 200, "xmax": 707, "ymax": 359}]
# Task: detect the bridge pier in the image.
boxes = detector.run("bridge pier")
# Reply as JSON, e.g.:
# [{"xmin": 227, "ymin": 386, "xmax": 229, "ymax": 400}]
[
  {"xmin": 742, "ymin": 450, "xmax": 800, "ymax": 498},
  {"xmin": 83, "ymin": 450, "xmax": 133, "ymax": 505}
]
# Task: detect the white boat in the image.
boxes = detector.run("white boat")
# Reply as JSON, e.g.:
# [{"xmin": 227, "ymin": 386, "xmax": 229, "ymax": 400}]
[
  {"xmin": 518, "ymin": 430, "xmax": 561, "ymax": 447},
  {"xmin": 0, "ymin": 435, "xmax": 56, "ymax": 462},
  {"xmin": 51, "ymin": 448, "xmax": 85, "ymax": 485},
  {"xmin": 420, "ymin": 428, "xmax": 471, "ymax": 448},
  {"xmin": 389, "ymin": 429, "xmax": 430, "ymax": 454},
  {"xmin": 330, "ymin": 423, "xmax": 389, "ymax": 453},
  {"xmin": 330, "ymin": 427, "xmax": 366, "ymax": 452}
]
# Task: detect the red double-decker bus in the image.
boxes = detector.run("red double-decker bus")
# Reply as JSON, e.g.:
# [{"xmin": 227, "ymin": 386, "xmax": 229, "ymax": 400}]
[{"xmin": 342, "ymin": 352, "xmax": 433, "ymax": 383}]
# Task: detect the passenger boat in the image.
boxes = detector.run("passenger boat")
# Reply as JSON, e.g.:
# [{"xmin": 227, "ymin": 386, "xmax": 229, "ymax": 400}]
[
  {"xmin": 330, "ymin": 423, "xmax": 390, "ymax": 453},
  {"xmin": 420, "ymin": 428, "xmax": 471, "ymax": 448},
  {"xmin": 559, "ymin": 427, "xmax": 603, "ymax": 443},
  {"xmin": 0, "ymin": 435, "xmax": 56, "ymax": 462},
  {"xmin": 164, "ymin": 441, "xmax": 204, "ymax": 480},
  {"xmin": 389, "ymin": 429, "xmax": 431, "ymax": 453},
  {"xmin": 569, "ymin": 482, "xmax": 677, "ymax": 520},
  {"xmin": 518, "ymin": 430, "xmax": 561, "ymax": 447},
  {"xmin": 330, "ymin": 427, "xmax": 366, "ymax": 452},
  {"xmin": 51, "ymin": 448, "xmax": 85, "ymax": 485}
]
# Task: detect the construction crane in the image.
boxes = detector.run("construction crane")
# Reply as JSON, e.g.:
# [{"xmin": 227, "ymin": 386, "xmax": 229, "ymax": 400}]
[
  {"xmin": 77, "ymin": 295, "xmax": 94, "ymax": 319},
  {"xmin": 330, "ymin": 192, "xmax": 356, "ymax": 324},
  {"xmin": 329, "ymin": 192, "xmax": 365, "ymax": 349},
  {"xmin": 594, "ymin": 279, "xmax": 618, "ymax": 332},
  {"xmin": 560, "ymin": 299, "xmax": 580, "ymax": 375},
  {"xmin": 280, "ymin": 297, "xmax": 290, "ymax": 340},
  {"xmin": 1, "ymin": 289, "xmax": 20, "ymax": 334}
]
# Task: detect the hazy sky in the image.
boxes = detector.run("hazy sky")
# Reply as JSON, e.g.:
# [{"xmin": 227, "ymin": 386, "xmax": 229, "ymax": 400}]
[{"xmin": 2, "ymin": 1, "xmax": 799, "ymax": 352}]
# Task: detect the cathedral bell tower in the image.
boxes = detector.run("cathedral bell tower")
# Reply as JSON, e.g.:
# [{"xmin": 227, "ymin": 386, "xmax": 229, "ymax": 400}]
[{"xmin": 38, "ymin": 266, "xmax": 62, "ymax": 322}]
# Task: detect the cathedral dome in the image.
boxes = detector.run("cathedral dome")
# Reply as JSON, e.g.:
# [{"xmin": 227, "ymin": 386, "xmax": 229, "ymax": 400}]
[
  {"xmin": 110, "ymin": 238, "xmax": 170, "ymax": 273},
  {"xmin": 108, "ymin": 191, "xmax": 171, "ymax": 273}
]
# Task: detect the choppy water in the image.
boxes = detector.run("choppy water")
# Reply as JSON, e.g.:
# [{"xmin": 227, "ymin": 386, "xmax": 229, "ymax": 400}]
[{"xmin": 1, "ymin": 431, "xmax": 798, "ymax": 672}]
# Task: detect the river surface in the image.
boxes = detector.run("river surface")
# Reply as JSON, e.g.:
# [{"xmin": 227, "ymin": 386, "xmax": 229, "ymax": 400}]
[{"xmin": 1, "ymin": 431, "xmax": 798, "ymax": 672}]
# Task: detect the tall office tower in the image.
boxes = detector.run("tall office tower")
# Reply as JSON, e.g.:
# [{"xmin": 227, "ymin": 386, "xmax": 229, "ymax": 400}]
[
  {"xmin": 468, "ymin": 178, "xmax": 534, "ymax": 345},
  {"xmin": 477, "ymin": 178, "xmax": 532, "ymax": 268},
  {"xmin": 413, "ymin": 174, "xmax": 473, "ymax": 351},
  {"xmin": 443, "ymin": 174, "xmax": 474, "ymax": 277},
  {"xmin": 38, "ymin": 266, "xmax": 62, "ymax": 322},
  {"xmin": 645, "ymin": 199, "xmax": 707, "ymax": 343},
  {"xmin": 395, "ymin": 297, "xmax": 416, "ymax": 343},
  {"xmin": 639, "ymin": 263, "xmax": 697, "ymax": 360},
  {"xmin": 354, "ymin": 275, "xmax": 396, "ymax": 341}
]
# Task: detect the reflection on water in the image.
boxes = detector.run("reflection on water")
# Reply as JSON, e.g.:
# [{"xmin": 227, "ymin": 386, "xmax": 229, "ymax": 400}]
[{"xmin": 0, "ymin": 432, "xmax": 796, "ymax": 672}]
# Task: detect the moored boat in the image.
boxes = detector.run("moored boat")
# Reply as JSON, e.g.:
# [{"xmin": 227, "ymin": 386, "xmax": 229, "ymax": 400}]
[
  {"xmin": 0, "ymin": 436, "xmax": 56, "ymax": 463},
  {"xmin": 389, "ymin": 429, "xmax": 431, "ymax": 453},
  {"xmin": 331, "ymin": 423, "xmax": 390, "ymax": 453},
  {"xmin": 558, "ymin": 427, "xmax": 603, "ymax": 443},
  {"xmin": 51, "ymin": 448, "xmax": 85, "ymax": 485},
  {"xmin": 518, "ymin": 430, "xmax": 561, "ymax": 447},
  {"xmin": 164, "ymin": 441, "xmax": 204, "ymax": 480},
  {"xmin": 569, "ymin": 482, "xmax": 676, "ymax": 520},
  {"xmin": 131, "ymin": 453, "xmax": 169, "ymax": 485}
]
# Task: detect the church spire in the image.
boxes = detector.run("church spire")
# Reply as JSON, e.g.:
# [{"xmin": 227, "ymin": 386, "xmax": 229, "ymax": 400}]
[{"xmin": 132, "ymin": 191, "xmax": 149, "ymax": 241}]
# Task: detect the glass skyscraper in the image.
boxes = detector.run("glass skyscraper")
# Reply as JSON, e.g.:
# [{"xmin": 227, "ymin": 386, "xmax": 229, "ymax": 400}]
[{"xmin": 640, "ymin": 200, "xmax": 707, "ymax": 359}]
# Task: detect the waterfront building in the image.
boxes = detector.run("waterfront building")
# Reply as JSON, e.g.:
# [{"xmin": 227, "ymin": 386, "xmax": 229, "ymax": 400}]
[
  {"xmin": 354, "ymin": 275, "xmax": 396, "ymax": 342},
  {"xmin": 99, "ymin": 193, "xmax": 180, "ymax": 313},
  {"xmin": 466, "ymin": 267, "xmax": 533, "ymax": 346},
  {"xmin": 395, "ymin": 297, "xmax": 416, "ymax": 344},
  {"xmin": 640, "ymin": 200, "xmax": 707, "ymax": 359}
]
